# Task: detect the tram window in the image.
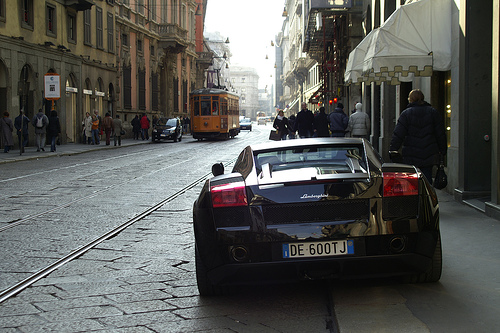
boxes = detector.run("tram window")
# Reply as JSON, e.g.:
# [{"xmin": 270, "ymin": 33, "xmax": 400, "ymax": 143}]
[
  {"xmin": 194, "ymin": 101, "xmax": 200, "ymax": 116},
  {"xmin": 201, "ymin": 101, "xmax": 211, "ymax": 115},
  {"xmin": 212, "ymin": 101, "xmax": 219, "ymax": 115},
  {"xmin": 221, "ymin": 97, "xmax": 228, "ymax": 115}
]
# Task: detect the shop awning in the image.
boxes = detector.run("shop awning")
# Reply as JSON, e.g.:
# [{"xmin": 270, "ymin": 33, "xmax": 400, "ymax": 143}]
[{"xmin": 345, "ymin": 0, "xmax": 451, "ymax": 85}]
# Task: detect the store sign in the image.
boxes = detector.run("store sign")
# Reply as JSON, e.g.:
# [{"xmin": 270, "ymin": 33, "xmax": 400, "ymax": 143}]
[{"xmin": 44, "ymin": 73, "xmax": 61, "ymax": 100}]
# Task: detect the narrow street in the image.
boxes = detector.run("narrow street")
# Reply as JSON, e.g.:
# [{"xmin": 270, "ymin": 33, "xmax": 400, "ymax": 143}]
[{"xmin": 0, "ymin": 126, "xmax": 499, "ymax": 332}]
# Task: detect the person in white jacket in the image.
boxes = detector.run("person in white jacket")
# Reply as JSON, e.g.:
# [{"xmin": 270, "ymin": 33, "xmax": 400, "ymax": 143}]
[{"xmin": 348, "ymin": 103, "xmax": 370, "ymax": 139}]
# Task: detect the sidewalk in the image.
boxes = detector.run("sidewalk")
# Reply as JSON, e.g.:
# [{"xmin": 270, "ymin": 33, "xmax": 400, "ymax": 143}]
[{"xmin": 0, "ymin": 138, "xmax": 151, "ymax": 164}]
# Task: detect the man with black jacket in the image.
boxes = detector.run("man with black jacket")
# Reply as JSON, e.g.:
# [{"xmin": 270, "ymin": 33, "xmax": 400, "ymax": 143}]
[{"xmin": 389, "ymin": 89, "xmax": 447, "ymax": 183}]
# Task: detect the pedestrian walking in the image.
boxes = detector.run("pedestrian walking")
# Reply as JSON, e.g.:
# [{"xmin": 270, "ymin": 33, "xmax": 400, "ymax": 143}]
[
  {"xmin": 389, "ymin": 89, "xmax": 447, "ymax": 183},
  {"xmin": 94, "ymin": 110, "xmax": 103, "ymax": 142},
  {"xmin": 47, "ymin": 110, "xmax": 61, "ymax": 152},
  {"xmin": 272, "ymin": 110, "xmax": 292, "ymax": 140},
  {"xmin": 348, "ymin": 102, "xmax": 371, "ymax": 139},
  {"xmin": 328, "ymin": 103, "xmax": 349, "ymax": 137},
  {"xmin": 185, "ymin": 116, "xmax": 190, "ymax": 134},
  {"xmin": 103, "ymin": 112, "xmax": 113, "ymax": 145},
  {"xmin": 91, "ymin": 114, "xmax": 100, "ymax": 145},
  {"xmin": 294, "ymin": 102, "xmax": 314, "ymax": 138},
  {"xmin": 313, "ymin": 107, "xmax": 330, "ymax": 137},
  {"xmin": 131, "ymin": 115, "xmax": 141, "ymax": 140},
  {"xmin": 83, "ymin": 112, "xmax": 93, "ymax": 144},
  {"xmin": 287, "ymin": 114, "xmax": 296, "ymax": 139},
  {"xmin": 14, "ymin": 110, "xmax": 30, "ymax": 153},
  {"xmin": 1, "ymin": 111, "xmax": 14, "ymax": 153},
  {"xmin": 112, "ymin": 114, "xmax": 124, "ymax": 146},
  {"xmin": 140, "ymin": 113, "xmax": 150, "ymax": 140},
  {"xmin": 32, "ymin": 109, "xmax": 49, "ymax": 151}
]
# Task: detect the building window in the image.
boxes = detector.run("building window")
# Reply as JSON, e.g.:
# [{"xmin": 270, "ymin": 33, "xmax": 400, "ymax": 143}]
[
  {"xmin": 123, "ymin": 66, "xmax": 132, "ymax": 109},
  {"xmin": 137, "ymin": 39, "xmax": 143, "ymax": 53},
  {"xmin": 181, "ymin": 3, "xmax": 186, "ymax": 28},
  {"xmin": 21, "ymin": 0, "xmax": 34, "ymax": 29},
  {"xmin": 139, "ymin": 69, "xmax": 146, "ymax": 110},
  {"xmin": 0, "ymin": 0, "xmax": 5, "ymax": 22},
  {"xmin": 46, "ymin": 4, "xmax": 56, "ymax": 36},
  {"xmin": 137, "ymin": 0, "xmax": 144, "ymax": 15},
  {"xmin": 107, "ymin": 13, "xmax": 114, "ymax": 52},
  {"xmin": 68, "ymin": 12, "xmax": 76, "ymax": 43},
  {"xmin": 150, "ymin": 0, "xmax": 156, "ymax": 22},
  {"xmin": 152, "ymin": 73, "xmax": 159, "ymax": 111},
  {"xmin": 150, "ymin": 45, "xmax": 155, "ymax": 57},
  {"xmin": 121, "ymin": 33, "xmax": 128, "ymax": 47},
  {"xmin": 96, "ymin": 7, "xmax": 103, "ymax": 49},
  {"xmin": 171, "ymin": 0, "xmax": 177, "ymax": 24},
  {"xmin": 84, "ymin": 9, "xmax": 91, "ymax": 45}
]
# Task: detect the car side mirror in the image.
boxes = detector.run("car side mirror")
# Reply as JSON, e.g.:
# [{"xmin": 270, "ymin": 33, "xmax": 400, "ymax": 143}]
[{"xmin": 212, "ymin": 162, "xmax": 224, "ymax": 177}]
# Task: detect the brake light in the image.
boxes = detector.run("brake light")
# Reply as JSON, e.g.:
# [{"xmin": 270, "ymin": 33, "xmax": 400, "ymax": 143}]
[
  {"xmin": 383, "ymin": 172, "xmax": 419, "ymax": 197},
  {"xmin": 211, "ymin": 181, "xmax": 248, "ymax": 207}
]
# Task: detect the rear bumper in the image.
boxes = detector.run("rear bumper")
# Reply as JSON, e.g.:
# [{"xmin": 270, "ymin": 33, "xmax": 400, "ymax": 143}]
[
  {"xmin": 198, "ymin": 231, "xmax": 439, "ymax": 286},
  {"xmin": 207, "ymin": 252, "xmax": 432, "ymax": 286}
]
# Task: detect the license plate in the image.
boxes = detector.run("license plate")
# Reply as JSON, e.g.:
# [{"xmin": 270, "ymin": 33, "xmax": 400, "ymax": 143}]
[{"xmin": 282, "ymin": 240, "xmax": 354, "ymax": 258}]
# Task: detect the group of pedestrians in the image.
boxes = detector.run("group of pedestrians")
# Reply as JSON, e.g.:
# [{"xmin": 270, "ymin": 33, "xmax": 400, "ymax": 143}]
[
  {"xmin": 1, "ymin": 109, "xmax": 61, "ymax": 153},
  {"xmin": 273, "ymin": 101, "xmax": 371, "ymax": 140},
  {"xmin": 131, "ymin": 113, "xmax": 151, "ymax": 140},
  {"xmin": 272, "ymin": 89, "xmax": 447, "ymax": 184},
  {"xmin": 82, "ymin": 110, "xmax": 124, "ymax": 146}
]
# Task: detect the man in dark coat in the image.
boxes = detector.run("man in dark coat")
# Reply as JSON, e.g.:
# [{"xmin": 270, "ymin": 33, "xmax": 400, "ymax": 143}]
[
  {"xmin": 313, "ymin": 107, "xmax": 330, "ymax": 137},
  {"xmin": 294, "ymin": 102, "xmax": 314, "ymax": 138},
  {"xmin": 15, "ymin": 110, "xmax": 30, "ymax": 153},
  {"xmin": 389, "ymin": 89, "xmax": 447, "ymax": 182},
  {"xmin": 328, "ymin": 103, "xmax": 349, "ymax": 137}
]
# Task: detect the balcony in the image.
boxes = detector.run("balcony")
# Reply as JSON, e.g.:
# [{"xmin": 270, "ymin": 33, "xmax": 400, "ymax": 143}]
[
  {"xmin": 158, "ymin": 24, "xmax": 189, "ymax": 54},
  {"xmin": 64, "ymin": 0, "xmax": 94, "ymax": 11}
]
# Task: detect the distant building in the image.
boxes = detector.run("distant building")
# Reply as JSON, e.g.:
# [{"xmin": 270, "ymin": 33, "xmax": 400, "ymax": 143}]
[{"xmin": 230, "ymin": 66, "xmax": 259, "ymax": 119}]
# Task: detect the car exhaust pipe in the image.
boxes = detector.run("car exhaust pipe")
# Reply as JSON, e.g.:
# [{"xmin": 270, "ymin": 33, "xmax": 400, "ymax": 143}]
[
  {"xmin": 389, "ymin": 237, "xmax": 406, "ymax": 253},
  {"xmin": 231, "ymin": 246, "xmax": 249, "ymax": 262}
]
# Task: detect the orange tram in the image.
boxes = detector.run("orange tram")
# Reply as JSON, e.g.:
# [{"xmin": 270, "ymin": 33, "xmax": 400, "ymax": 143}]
[{"xmin": 190, "ymin": 88, "xmax": 240, "ymax": 140}]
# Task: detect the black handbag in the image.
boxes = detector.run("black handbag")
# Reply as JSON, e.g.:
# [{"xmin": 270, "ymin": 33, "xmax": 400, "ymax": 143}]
[
  {"xmin": 269, "ymin": 130, "xmax": 280, "ymax": 141},
  {"xmin": 433, "ymin": 164, "xmax": 447, "ymax": 189}
]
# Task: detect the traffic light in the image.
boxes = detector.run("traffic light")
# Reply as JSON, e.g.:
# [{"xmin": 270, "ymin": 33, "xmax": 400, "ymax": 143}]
[
  {"xmin": 333, "ymin": 97, "xmax": 338, "ymax": 103},
  {"xmin": 329, "ymin": 99, "xmax": 333, "ymax": 105}
]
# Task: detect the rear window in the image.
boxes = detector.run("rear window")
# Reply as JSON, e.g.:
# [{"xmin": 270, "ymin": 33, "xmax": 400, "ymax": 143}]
[{"xmin": 255, "ymin": 145, "xmax": 367, "ymax": 174}]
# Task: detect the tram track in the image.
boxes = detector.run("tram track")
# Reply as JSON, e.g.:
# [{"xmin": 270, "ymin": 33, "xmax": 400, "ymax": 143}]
[
  {"xmin": 0, "ymin": 136, "xmax": 254, "ymax": 233},
  {"xmin": 0, "ymin": 157, "xmax": 236, "ymax": 304},
  {"xmin": 0, "ymin": 127, "xmax": 266, "ymax": 304}
]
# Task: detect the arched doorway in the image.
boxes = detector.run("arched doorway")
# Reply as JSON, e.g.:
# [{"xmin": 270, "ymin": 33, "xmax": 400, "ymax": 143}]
[
  {"xmin": 108, "ymin": 83, "xmax": 115, "ymax": 117},
  {"xmin": 19, "ymin": 64, "xmax": 36, "ymax": 119},
  {"xmin": 83, "ymin": 78, "xmax": 92, "ymax": 117},
  {"xmin": 96, "ymin": 78, "xmax": 105, "ymax": 117},
  {"xmin": 66, "ymin": 74, "xmax": 78, "ymax": 143}
]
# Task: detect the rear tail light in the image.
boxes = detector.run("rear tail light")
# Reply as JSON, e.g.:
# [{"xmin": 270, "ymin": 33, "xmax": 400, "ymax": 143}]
[
  {"xmin": 211, "ymin": 181, "xmax": 248, "ymax": 207},
  {"xmin": 383, "ymin": 172, "xmax": 419, "ymax": 197}
]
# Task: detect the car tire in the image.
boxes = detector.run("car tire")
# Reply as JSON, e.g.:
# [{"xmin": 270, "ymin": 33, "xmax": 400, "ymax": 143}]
[
  {"xmin": 195, "ymin": 246, "xmax": 223, "ymax": 296},
  {"xmin": 174, "ymin": 137, "xmax": 178, "ymax": 142},
  {"xmin": 406, "ymin": 233, "xmax": 442, "ymax": 283}
]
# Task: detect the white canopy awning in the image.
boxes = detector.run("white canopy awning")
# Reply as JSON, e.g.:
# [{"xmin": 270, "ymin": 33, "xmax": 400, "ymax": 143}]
[{"xmin": 345, "ymin": 0, "xmax": 452, "ymax": 85}]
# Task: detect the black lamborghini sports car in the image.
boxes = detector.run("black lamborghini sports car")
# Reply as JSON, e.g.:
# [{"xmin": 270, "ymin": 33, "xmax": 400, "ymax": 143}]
[{"xmin": 193, "ymin": 138, "xmax": 441, "ymax": 296}]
